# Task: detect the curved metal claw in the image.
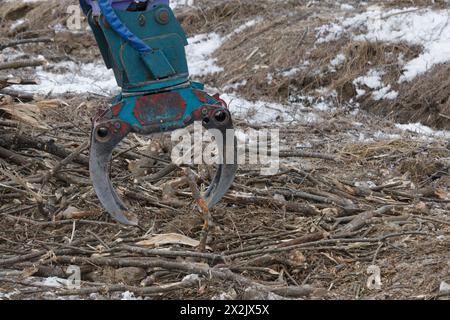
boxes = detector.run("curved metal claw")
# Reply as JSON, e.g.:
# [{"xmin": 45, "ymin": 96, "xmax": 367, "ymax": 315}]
[
  {"xmin": 89, "ymin": 101, "xmax": 238, "ymax": 226},
  {"xmin": 203, "ymin": 122, "xmax": 238, "ymax": 209},
  {"xmin": 89, "ymin": 119, "xmax": 138, "ymax": 225}
]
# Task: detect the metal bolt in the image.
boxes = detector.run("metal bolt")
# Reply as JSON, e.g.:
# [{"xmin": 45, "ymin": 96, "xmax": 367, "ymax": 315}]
[
  {"xmin": 155, "ymin": 8, "xmax": 170, "ymax": 25},
  {"xmin": 214, "ymin": 110, "xmax": 227, "ymax": 123},
  {"xmin": 97, "ymin": 127, "xmax": 109, "ymax": 138},
  {"xmin": 158, "ymin": 11, "xmax": 169, "ymax": 23},
  {"xmin": 138, "ymin": 14, "xmax": 146, "ymax": 26}
]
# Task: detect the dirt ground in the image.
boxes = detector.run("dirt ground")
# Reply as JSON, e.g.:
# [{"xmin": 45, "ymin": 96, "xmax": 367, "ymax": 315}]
[{"xmin": 0, "ymin": 0, "xmax": 449, "ymax": 300}]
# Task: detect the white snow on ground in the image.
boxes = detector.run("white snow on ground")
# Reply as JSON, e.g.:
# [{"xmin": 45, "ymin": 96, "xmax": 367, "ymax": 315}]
[
  {"xmin": 223, "ymin": 79, "xmax": 247, "ymax": 91},
  {"xmin": 330, "ymin": 53, "xmax": 346, "ymax": 67},
  {"xmin": 372, "ymin": 85, "xmax": 398, "ymax": 100},
  {"xmin": 353, "ymin": 69, "xmax": 384, "ymax": 90},
  {"xmin": 221, "ymin": 92, "xmax": 318, "ymax": 125},
  {"xmin": 289, "ymin": 93, "xmax": 335, "ymax": 112},
  {"xmin": 10, "ymin": 31, "xmax": 225, "ymax": 94},
  {"xmin": 10, "ymin": 19, "xmax": 27, "ymax": 30},
  {"xmin": 340, "ymin": 3, "xmax": 355, "ymax": 11},
  {"xmin": 5, "ymin": 4, "xmax": 449, "ymax": 129},
  {"xmin": 120, "ymin": 291, "xmax": 140, "ymax": 300},
  {"xmin": 182, "ymin": 274, "xmax": 201, "ymax": 282},
  {"xmin": 187, "ymin": 18, "xmax": 262, "ymax": 76},
  {"xmin": 318, "ymin": 7, "xmax": 450, "ymax": 81},
  {"xmin": 226, "ymin": 18, "xmax": 263, "ymax": 38},
  {"xmin": 170, "ymin": 0, "xmax": 194, "ymax": 9},
  {"xmin": 11, "ymin": 61, "xmax": 118, "ymax": 95},
  {"xmin": 0, "ymin": 48, "xmax": 28, "ymax": 62},
  {"xmin": 373, "ymin": 131, "xmax": 401, "ymax": 140},
  {"xmin": 353, "ymin": 69, "xmax": 398, "ymax": 100},
  {"xmin": 10, "ymin": 17, "xmax": 261, "ymax": 93},
  {"xmin": 395, "ymin": 123, "xmax": 450, "ymax": 139},
  {"xmin": 186, "ymin": 33, "xmax": 224, "ymax": 76},
  {"xmin": 31, "ymin": 276, "xmax": 69, "ymax": 288}
]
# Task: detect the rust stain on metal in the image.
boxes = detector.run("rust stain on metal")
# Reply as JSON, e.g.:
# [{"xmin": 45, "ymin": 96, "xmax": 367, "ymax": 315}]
[{"xmin": 133, "ymin": 92, "xmax": 186, "ymax": 126}]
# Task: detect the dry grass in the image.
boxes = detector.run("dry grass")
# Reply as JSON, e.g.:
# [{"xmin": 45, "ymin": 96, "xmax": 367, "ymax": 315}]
[
  {"xmin": 339, "ymin": 139, "xmax": 422, "ymax": 160},
  {"xmin": 369, "ymin": 62, "xmax": 450, "ymax": 130},
  {"xmin": 177, "ymin": 0, "xmax": 275, "ymax": 36},
  {"xmin": 0, "ymin": 0, "xmax": 98, "ymax": 61},
  {"xmin": 209, "ymin": 3, "xmax": 331, "ymax": 101},
  {"xmin": 329, "ymin": 41, "xmax": 421, "ymax": 101},
  {"xmin": 0, "ymin": 0, "xmax": 75, "ymax": 31},
  {"xmin": 212, "ymin": 11, "xmax": 421, "ymax": 103},
  {"xmin": 340, "ymin": 138, "xmax": 450, "ymax": 187}
]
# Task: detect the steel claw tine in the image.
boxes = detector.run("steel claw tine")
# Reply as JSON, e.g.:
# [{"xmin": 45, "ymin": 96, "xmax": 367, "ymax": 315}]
[
  {"xmin": 203, "ymin": 123, "xmax": 238, "ymax": 208},
  {"xmin": 89, "ymin": 121, "xmax": 138, "ymax": 226}
]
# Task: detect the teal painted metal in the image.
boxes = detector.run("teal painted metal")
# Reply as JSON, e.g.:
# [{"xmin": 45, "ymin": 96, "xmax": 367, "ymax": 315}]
[
  {"xmin": 113, "ymin": 86, "xmax": 222, "ymax": 131},
  {"xmin": 86, "ymin": 4, "xmax": 189, "ymax": 92},
  {"xmin": 84, "ymin": 3, "xmax": 220, "ymax": 132},
  {"xmin": 84, "ymin": 1, "xmax": 238, "ymax": 226}
]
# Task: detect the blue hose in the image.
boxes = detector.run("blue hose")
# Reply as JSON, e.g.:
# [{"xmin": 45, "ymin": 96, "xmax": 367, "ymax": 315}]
[
  {"xmin": 98, "ymin": 0, "xmax": 152, "ymax": 53},
  {"xmin": 79, "ymin": 0, "xmax": 90, "ymax": 15}
]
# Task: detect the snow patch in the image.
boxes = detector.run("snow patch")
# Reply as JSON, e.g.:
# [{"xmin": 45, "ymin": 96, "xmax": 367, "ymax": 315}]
[
  {"xmin": 355, "ymin": 9, "xmax": 450, "ymax": 82},
  {"xmin": 330, "ymin": 53, "xmax": 346, "ymax": 67},
  {"xmin": 34, "ymin": 277, "xmax": 68, "ymax": 288},
  {"xmin": 372, "ymin": 86, "xmax": 398, "ymax": 101},
  {"xmin": 396, "ymin": 123, "xmax": 450, "ymax": 139},
  {"xmin": 227, "ymin": 18, "xmax": 262, "ymax": 38},
  {"xmin": 121, "ymin": 291, "xmax": 139, "ymax": 300},
  {"xmin": 281, "ymin": 65, "xmax": 304, "ymax": 77},
  {"xmin": 11, "ymin": 30, "xmax": 228, "ymax": 94},
  {"xmin": 353, "ymin": 70, "xmax": 384, "ymax": 90},
  {"xmin": 186, "ymin": 33, "xmax": 224, "ymax": 76},
  {"xmin": 10, "ymin": 19, "xmax": 27, "ymax": 30},
  {"xmin": 0, "ymin": 291, "xmax": 18, "ymax": 300},
  {"xmin": 340, "ymin": 4, "xmax": 355, "ymax": 11},
  {"xmin": 11, "ymin": 61, "xmax": 118, "ymax": 95},
  {"xmin": 8, "ymin": 17, "xmax": 264, "ymax": 95},
  {"xmin": 373, "ymin": 131, "xmax": 401, "ymax": 140},
  {"xmin": 317, "ymin": 8, "xmax": 450, "ymax": 81},
  {"xmin": 223, "ymin": 79, "xmax": 247, "ymax": 91},
  {"xmin": 170, "ymin": 0, "xmax": 194, "ymax": 9},
  {"xmin": 221, "ymin": 92, "xmax": 318, "ymax": 125},
  {"xmin": 182, "ymin": 274, "xmax": 201, "ymax": 282},
  {"xmin": 186, "ymin": 19, "xmax": 262, "ymax": 76},
  {"xmin": 353, "ymin": 70, "xmax": 398, "ymax": 100},
  {"xmin": 0, "ymin": 48, "xmax": 27, "ymax": 62}
]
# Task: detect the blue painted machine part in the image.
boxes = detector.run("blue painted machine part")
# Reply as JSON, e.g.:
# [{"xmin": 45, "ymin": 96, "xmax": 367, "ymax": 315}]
[
  {"xmin": 83, "ymin": 1, "xmax": 237, "ymax": 226},
  {"xmin": 112, "ymin": 87, "xmax": 223, "ymax": 132},
  {"xmin": 97, "ymin": 0, "xmax": 153, "ymax": 53},
  {"xmin": 81, "ymin": 0, "xmax": 225, "ymax": 135},
  {"xmin": 83, "ymin": 1, "xmax": 189, "ymax": 92}
]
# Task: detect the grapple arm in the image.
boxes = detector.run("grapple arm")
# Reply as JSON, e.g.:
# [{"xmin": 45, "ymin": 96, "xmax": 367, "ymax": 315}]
[
  {"xmin": 81, "ymin": 0, "xmax": 238, "ymax": 225},
  {"xmin": 90, "ymin": 89, "xmax": 237, "ymax": 225}
]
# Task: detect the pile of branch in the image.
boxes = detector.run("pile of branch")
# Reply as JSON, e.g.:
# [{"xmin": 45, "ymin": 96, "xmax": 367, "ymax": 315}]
[{"xmin": 0, "ymin": 110, "xmax": 448, "ymax": 299}]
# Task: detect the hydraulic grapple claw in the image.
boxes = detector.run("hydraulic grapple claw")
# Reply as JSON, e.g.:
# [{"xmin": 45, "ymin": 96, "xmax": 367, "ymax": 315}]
[
  {"xmin": 88, "ymin": 88, "xmax": 238, "ymax": 225},
  {"xmin": 81, "ymin": 0, "xmax": 238, "ymax": 224}
]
